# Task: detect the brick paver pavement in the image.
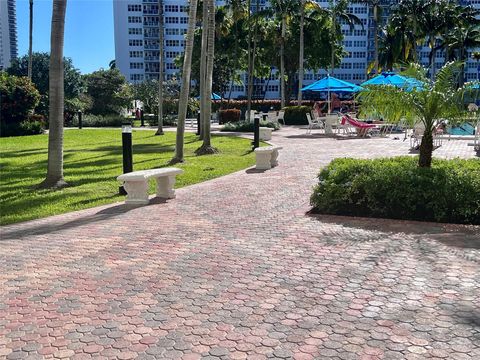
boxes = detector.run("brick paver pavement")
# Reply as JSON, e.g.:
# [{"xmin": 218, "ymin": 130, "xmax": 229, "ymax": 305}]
[{"xmin": 1, "ymin": 127, "xmax": 479, "ymax": 359}]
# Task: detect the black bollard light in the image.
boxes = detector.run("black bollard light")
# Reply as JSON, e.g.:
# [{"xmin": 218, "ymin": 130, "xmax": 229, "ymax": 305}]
[
  {"xmin": 253, "ymin": 115, "xmax": 260, "ymax": 150},
  {"xmin": 119, "ymin": 122, "xmax": 133, "ymax": 195},
  {"xmin": 140, "ymin": 109, "xmax": 145, "ymax": 127},
  {"xmin": 196, "ymin": 110, "xmax": 201, "ymax": 135},
  {"xmin": 78, "ymin": 110, "xmax": 82, "ymax": 129}
]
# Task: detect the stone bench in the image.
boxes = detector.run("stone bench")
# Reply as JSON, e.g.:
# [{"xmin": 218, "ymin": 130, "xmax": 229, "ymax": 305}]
[
  {"xmin": 259, "ymin": 127, "xmax": 273, "ymax": 141},
  {"xmin": 117, "ymin": 168, "xmax": 184, "ymax": 204},
  {"xmin": 254, "ymin": 145, "xmax": 282, "ymax": 170}
]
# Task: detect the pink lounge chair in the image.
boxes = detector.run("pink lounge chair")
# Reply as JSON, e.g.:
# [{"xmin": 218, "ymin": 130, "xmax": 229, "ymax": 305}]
[{"xmin": 340, "ymin": 114, "xmax": 378, "ymax": 137}]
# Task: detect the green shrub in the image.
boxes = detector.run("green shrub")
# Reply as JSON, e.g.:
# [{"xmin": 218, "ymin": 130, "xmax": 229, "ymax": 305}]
[
  {"xmin": 310, "ymin": 157, "xmax": 480, "ymax": 225},
  {"xmin": 221, "ymin": 120, "xmax": 280, "ymax": 132},
  {"xmin": 284, "ymin": 106, "xmax": 311, "ymax": 125},
  {"xmin": 144, "ymin": 114, "xmax": 177, "ymax": 127},
  {"xmin": 70, "ymin": 114, "xmax": 128, "ymax": 127},
  {"xmin": 219, "ymin": 109, "xmax": 241, "ymax": 124}
]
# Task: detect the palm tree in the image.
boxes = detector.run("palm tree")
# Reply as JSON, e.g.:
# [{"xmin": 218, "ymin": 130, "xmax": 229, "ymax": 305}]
[
  {"xmin": 196, "ymin": 0, "xmax": 218, "ymax": 154},
  {"xmin": 472, "ymin": 51, "xmax": 480, "ymax": 81},
  {"xmin": 172, "ymin": 0, "xmax": 198, "ymax": 163},
  {"xmin": 297, "ymin": 0, "xmax": 305, "ymax": 104},
  {"xmin": 108, "ymin": 59, "xmax": 116, "ymax": 69},
  {"xmin": 156, "ymin": 0, "xmax": 165, "ymax": 135},
  {"xmin": 359, "ymin": 62, "xmax": 470, "ymax": 168},
  {"xmin": 28, "ymin": 0, "xmax": 33, "ymax": 79},
  {"xmin": 40, "ymin": 0, "xmax": 68, "ymax": 188}
]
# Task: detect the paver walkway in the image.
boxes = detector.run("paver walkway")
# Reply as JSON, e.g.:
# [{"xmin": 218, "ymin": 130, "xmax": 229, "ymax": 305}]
[{"xmin": 1, "ymin": 127, "xmax": 479, "ymax": 360}]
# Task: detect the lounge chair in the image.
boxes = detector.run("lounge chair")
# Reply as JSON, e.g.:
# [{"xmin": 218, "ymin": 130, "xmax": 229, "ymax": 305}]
[
  {"xmin": 306, "ymin": 113, "xmax": 324, "ymax": 134},
  {"xmin": 410, "ymin": 122, "xmax": 442, "ymax": 150},
  {"xmin": 277, "ymin": 110, "xmax": 285, "ymax": 125},
  {"xmin": 340, "ymin": 114, "xmax": 378, "ymax": 137}
]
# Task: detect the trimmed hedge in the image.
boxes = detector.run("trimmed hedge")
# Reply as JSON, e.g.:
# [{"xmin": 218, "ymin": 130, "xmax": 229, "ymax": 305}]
[
  {"xmin": 221, "ymin": 120, "xmax": 280, "ymax": 132},
  {"xmin": 310, "ymin": 157, "xmax": 480, "ymax": 225},
  {"xmin": 219, "ymin": 109, "xmax": 241, "ymax": 124},
  {"xmin": 70, "ymin": 114, "xmax": 128, "ymax": 127},
  {"xmin": 284, "ymin": 106, "xmax": 311, "ymax": 125}
]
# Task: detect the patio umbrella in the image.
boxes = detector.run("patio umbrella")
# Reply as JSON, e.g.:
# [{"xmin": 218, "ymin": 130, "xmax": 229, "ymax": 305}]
[
  {"xmin": 361, "ymin": 72, "xmax": 423, "ymax": 91},
  {"xmin": 196, "ymin": 93, "xmax": 222, "ymax": 100},
  {"xmin": 301, "ymin": 75, "xmax": 363, "ymax": 113}
]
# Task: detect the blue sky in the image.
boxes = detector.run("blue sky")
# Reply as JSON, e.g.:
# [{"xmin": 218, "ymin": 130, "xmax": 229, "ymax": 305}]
[{"xmin": 16, "ymin": 0, "xmax": 115, "ymax": 74}]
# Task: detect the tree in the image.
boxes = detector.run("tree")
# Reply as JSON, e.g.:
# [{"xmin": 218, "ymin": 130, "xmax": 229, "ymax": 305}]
[
  {"xmin": 156, "ymin": 0, "xmax": 165, "ymax": 135},
  {"xmin": 172, "ymin": 0, "xmax": 199, "ymax": 163},
  {"xmin": 28, "ymin": 0, "xmax": 34, "ymax": 79},
  {"xmin": 353, "ymin": 0, "xmax": 381, "ymax": 75},
  {"xmin": 473, "ymin": 51, "xmax": 480, "ymax": 81},
  {"xmin": 109, "ymin": 59, "xmax": 116, "ymax": 69},
  {"xmin": 359, "ymin": 62, "xmax": 471, "ymax": 168},
  {"xmin": 84, "ymin": 68, "xmax": 132, "ymax": 115},
  {"xmin": 297, "ymin": 0, "xmax": 305, "ymax": 104},
  {"xmin": 40, "ymin": 0, "xmax": 68, "ymax": 189}
]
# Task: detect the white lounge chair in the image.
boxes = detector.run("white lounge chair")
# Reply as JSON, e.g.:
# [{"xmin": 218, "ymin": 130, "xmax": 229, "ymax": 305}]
[
  {"xmin": 306, "ymin": 113, "xmax": 324, "ymax": 134},
  {"xmin": 410, "ymin": 122, "xmax": 442, "ymax": 149},
  {"xmin": 277, "ymin": 110, "xmax": 285, "ymax": 125}
]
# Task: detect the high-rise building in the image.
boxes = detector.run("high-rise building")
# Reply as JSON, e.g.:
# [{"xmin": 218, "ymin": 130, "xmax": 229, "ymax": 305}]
[
  {"xmin": 113, "ymin": 0, "xmax": 480, "ymax": 100},
  {"xmin": 0, "ymin": 0, "xmax": 18, "ymax": 70}
]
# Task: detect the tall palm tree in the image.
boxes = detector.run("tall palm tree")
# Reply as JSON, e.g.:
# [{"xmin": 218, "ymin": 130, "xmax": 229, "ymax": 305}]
[
  {"xmin": 359, "ymin": 62, "xmax": 470, "ymax": 168},
  {"xmin": 40, "ymin": 0, "xmax": 68, "ymax": 188},
  {"xmin": 156, "ymin": 0, "xmax": 165, "ymax": 135},
  {"xmin": 28, "ymin": 0, "xmax": 33, "ymax": 79},
  {"xmin": 172, "ymin": 0, "xmax": 198, "ymax": 163},
  {"xmin": 353, "ymin": 0, "xmax": 381, "ymax": 75},
  {"xmin": 199, "ymin": 0, "xmax": 208, "ymax": 138},
  {"xmin": 297, "ymin": 0, "xmax": 305, "ymax": 105},
  {"xmin": 197, "ymin": 0, "xmax": 218, "ymax": 154}
]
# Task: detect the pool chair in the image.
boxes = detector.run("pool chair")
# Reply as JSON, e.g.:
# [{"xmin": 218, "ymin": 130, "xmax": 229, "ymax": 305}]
[
  {"xmin": 410, "ymin": 122, "xmax": 442, "ymax": 150},
  {"xmin": 306, "ymin": 113, "xmax": 324, "ymax": 134},
  {"xmin": 340, "ymin": 114, "xmax": 378, "ymax": 137},
  {"xmin": 468, "ymin": 122, "xmax": 480, "ymax": 152}
]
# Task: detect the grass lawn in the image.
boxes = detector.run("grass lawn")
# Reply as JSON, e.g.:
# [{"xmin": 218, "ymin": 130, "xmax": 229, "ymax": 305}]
[{"xmin": 0, "ymin": 129, "xmax": 257, "ymax": 225}]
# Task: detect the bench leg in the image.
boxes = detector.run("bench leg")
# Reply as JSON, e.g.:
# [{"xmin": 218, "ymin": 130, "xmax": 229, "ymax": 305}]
[
  {"xmin": 123, "ymin": 180, "xmax": 149, "ymax": 205},
  {"xmin": 270, "ymin": 149, "xmax": 280, "ymax": 168},
  {"xmin": 256, "ymin": 152, "xmax": 272, "ymax": 170},
  {"xmin": 156, "ymin": 175, "xmax": 176, "ymax": 199}
]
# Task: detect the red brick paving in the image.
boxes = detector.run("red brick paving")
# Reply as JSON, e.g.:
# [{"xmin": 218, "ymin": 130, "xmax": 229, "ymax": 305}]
[{"xmin": 1, "ymin": 127, "xmax": 479, "ymax": 359}]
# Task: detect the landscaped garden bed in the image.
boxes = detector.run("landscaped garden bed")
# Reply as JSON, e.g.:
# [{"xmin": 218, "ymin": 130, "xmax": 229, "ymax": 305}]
[
  {"xmin": 0, "ymin": 129, "xmax": 257, "ymax": 225},
  {"xmin": 310, "ymin": 157, "xmax": 480, "ymax": 225}
]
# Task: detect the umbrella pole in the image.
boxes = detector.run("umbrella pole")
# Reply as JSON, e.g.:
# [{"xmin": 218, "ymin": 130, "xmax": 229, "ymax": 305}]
[{"xmin": 328, "ymin": 89, "xmax": 331, "ymax": 114}]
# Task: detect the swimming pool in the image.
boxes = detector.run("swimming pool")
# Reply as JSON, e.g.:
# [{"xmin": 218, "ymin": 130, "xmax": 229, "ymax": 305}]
[{"xmin": 447, "ymin": 123, "xmax": 476, "ymax": 136}]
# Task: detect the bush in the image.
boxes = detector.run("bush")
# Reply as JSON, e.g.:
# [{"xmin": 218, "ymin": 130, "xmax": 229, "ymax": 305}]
[
  {"xmin": 310, "ymin": 157, "xmax": 480, "ymax": 225},
  {"xmin": 144, "ymin": 114, "xmax": 177, "ymax": 127},
  {"xmin": 283, "ymin": 106, "xmax": 311, "ymax": 125},
  {"xmin": 0, "ymin": 73, "xmax": 41, "ymax": 137},
  {"xmin": 219, "ymin": 109, "xmax": 241, "ymax": 124},
  {"xmin": 221, "ymin": 120, "xmax": 280, "ymax": 132},
  {"xmin": 70, "ymin": 114, "xmax": 128, "ymax": 127}
]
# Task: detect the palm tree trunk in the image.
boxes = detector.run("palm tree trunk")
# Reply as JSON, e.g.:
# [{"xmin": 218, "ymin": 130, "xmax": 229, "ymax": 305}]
[
  {"xmin": 429, "ymin": 36, "xmax": 436, "ymax": 81},
  {"xmin": 418, "ymin": 126, "xmax": 433, "ymax": 168},
  {"xmin": 28, "ymin": 0, "xmax": 33, "ymax": 79},
  {"xmin": 197, "ymin": 0, "xmax": 217, "ymax": 154},
  {"xmin": 297, "ymin": 0, "xmax": 305, "ymax": 105},
  {"xmin": 40, "ymin": 0, "xmax": 67, "ymax": 188},
  {"xmin": 199, "ymin": 0, "xmax": 208, "ymax": 139},
  {"xmin": 156, "ymin": 0, "xmax": 165, "ymax": 135},
  {"xmin": 246, "ymin": 0, "xmax": 252, "ymax": 121},
  {"xmin": 171, "ymin": 0, "xmax": 198, "ymax": 163},
  {"xmin": 330, "ymin": 15, "xmax": 335, "ymax": 76},
  {"xmin": 280, "ymin": 15, "xmax": 286, "ymax": 108}
]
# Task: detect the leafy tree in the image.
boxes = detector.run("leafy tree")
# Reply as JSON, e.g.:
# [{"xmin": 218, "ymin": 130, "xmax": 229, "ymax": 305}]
[
  {"xmin": 359, "ymin": 62, "xmax": 473, "ymax": 168},
  {"xmin": 84, "ymin": 68, "xmax": 132, "ymax": 115}
]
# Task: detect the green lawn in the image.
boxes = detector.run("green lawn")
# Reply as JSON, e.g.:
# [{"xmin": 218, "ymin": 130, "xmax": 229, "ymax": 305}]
[{"xmin": 0, "ymin": 129, "xmax": 256, "ymax": 225}]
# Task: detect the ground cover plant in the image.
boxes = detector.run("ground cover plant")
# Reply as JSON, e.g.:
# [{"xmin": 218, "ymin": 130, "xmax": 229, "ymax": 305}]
[
  {"xmin": 310, "ymin": 156, "xmax": 480, "ymax": 225},
  {"xmin": 0, "ymin": 129, "xmax": 257, "ymax": 225}
]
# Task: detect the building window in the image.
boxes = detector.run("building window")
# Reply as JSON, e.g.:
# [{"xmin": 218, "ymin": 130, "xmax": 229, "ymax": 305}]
[
  {"xmin": 128, "ymin": 16, "xmax": 142, "ymax": 23},
  {"xmin": 179, "ymin": 17, "xmax": 188, "ymax": 24},
  {"xmin": 130, "ymin": 62, "xmax": 144, "ymax": 69},
  {"xmin": 130, "ymin": 74, "xmax": 144, "ymax": 81},
  {"xmin": 129, "ymin": 51, "xmax": 143, "ymax": 58},
  {"xmin": 128, "ymin": 28, "xmax": 142, "ymax": 35},
  {"xmin": 129, "ymin": 39, "xmax": 143, "ymax": 47},
  {"xmin": 266, "ymin": 85, "xmax": 279, "ymax": 92},
  {"xmin": 165, "ymin": 5, "xmax": 179, "ymax": 12},
  {"xmin": 127, "ymin": 4, "xmax": 142, "ymax": 12},
  {"xmin": 166, "ymin": 40, "xmax": 180, "ymax": 47},
  {"xmin": 166, "ymin": 63, "xmax": 178, "ymax": 70},
  {"xmin": 165, "ymin": 17, "xmax": 179, "ymax": 24}
]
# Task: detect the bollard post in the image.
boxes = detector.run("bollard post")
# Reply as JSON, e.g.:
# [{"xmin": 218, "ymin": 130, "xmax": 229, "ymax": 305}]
[
  {"xmin": 78, "ymin": 110, "xmax": 82, "ymax": 129},
  {"xmin": 140, "ymin": 109, "xmax": 145, "ymax": 127},
  {"xmin": 196, "ymin": 110, "xmax": 201, "ymax": 136},
  {"xmin": 253, "ymin": 115, "xmax": 260, "ymax": 150},
  {"xmin": 119, "ymin": 123, "xmax": 133, "ymax": 195}
]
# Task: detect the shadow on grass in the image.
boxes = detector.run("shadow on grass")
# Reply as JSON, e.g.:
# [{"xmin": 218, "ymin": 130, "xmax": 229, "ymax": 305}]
[{"xmin": 306, "ymin": 212, "xmax": 480, "ymax": 250}]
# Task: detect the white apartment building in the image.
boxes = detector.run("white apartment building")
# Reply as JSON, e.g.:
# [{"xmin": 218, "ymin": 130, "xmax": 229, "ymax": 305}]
[
  {"xmin": 0, "ymin": 0, "xmax": 18, "ymax": 70},
  {"xmin": 113, "ymin": 0, "xmax": 480, "ymax": 100}
]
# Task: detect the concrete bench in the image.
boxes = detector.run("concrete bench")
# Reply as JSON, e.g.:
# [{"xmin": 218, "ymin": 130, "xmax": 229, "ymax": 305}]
[
  {"xmin": 259, "ymin": 127, "xmax": 273, "ymax": 141},
  {"xmin": 117, "ymin": 167, "xmax": 183, "ymax": 204},
  {"xmin": 254, "ymin": 145, "xmax": 282, "ymax": 170}
]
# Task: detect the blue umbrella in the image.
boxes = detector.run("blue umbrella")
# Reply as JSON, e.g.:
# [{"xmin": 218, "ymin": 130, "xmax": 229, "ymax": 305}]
[
  {"xmin": 362, "ymin": 72, "xmax": 423, "ymax": 91},
  {"xmin": 301, "ymin": 75, "xmax": 362, "ymax": 113},
  {"xmin": 196, "ymin": 93, "xmax": 222, "ymax": 100}
]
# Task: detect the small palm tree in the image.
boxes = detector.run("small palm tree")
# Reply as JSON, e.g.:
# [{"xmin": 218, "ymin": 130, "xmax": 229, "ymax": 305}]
[
  {"xmin": 172, "ymin": 0, "xmax": 199, "ymax": 163},
  {"xmin": 359, "ymin": 62, "xmax": 471, "ymax": 168},
  {"xmin": 40, "ymin": 0, "xmax": 68, "ymax": 188}
]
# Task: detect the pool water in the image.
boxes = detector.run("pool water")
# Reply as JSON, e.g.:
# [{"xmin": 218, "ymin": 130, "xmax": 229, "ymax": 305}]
[{"xmin": 448, "ymin": 123, "xmax": 476, "ymax": 136}]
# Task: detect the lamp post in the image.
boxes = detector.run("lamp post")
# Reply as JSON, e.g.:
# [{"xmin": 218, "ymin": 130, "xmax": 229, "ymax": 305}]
[
  {"xmin": 77, "ymin": 110, "xmax": 82, "ymax": 129},
  {"xmin": 196, "ymin": 110, "xmax": 201, "ymax": 136},
  {"xmin": 119, "ymin": 123, "xmax": 133, "ymax": 195},
  {"xmin": 252, "ymin": 114, "xmax": 260, "ymax": 150}
]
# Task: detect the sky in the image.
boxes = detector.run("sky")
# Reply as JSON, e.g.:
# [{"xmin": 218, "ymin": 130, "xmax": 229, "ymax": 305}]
[{"xmin": 16, "ymin": 0, "xmax": 115, "ymax": 74}]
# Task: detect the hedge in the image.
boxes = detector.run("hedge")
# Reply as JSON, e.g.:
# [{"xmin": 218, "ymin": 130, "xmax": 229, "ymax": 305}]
[
  {"xmin": 221, "ymin": 120, "xmax": 280, "ymax": 132},
  {"xmin": 310, "ymin": 157, "xmax": 480, "ymax": 225},
  {"xmin": 70, "ymin": 114, "xmax": 128, "ymax": 127},
  {"xmin": 219, "ymin": 109, "xmax": 241, "ymax": 124},
  {"xmin": 283, "ymin": 106, "xmax": 312, "ymax": 125}
]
